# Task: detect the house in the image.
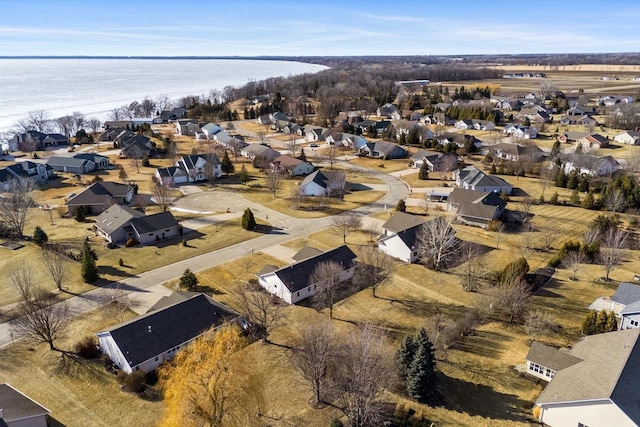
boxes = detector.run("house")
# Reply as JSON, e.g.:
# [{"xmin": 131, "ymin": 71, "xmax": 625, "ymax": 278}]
[
  {"xmin": 377, "ymin": 103, "xmax": 399, "ymax": 118},
  {"xmin": 614, "ymin": 131, "xmax": 640, "ymax": 145},
  {"xmin": 154, "ymin": 166, "xmax": 190, "ymax": 186},
  {"xmin": 200, "ymin": 123, "xmax": 224, "ymax": 139},
  {"xmin": 175, "ymin": 154, "xmax": 221, "ymax": 182},
  {"xmin": 256, "ymin": 245, "xmax": 357, "ymax": 304},
  {"xmin": 472, "ymin": 119, "xmax": 495, "ymax": 131},
  {"xmin": 455, "ymin": 166, "xmax": 513, "ymax": 195},
  {"xmin": 454, "ymin": 119, "xmax": 474, "ymax": 130},
  {"xmin": 7, "ymin": 130, "xmax": 68, "ymax": 151},
  {"xmin": 409, "ymin": 150, "xmax": 459, "ymax": 172},
  {"xmin": 447, "ymin": 188, "xmax": 506, "ymax": 228},
  {"xmin": 120, "ymin": 134, "xmax": 154, "ymax": 159},
  {"xmin": 562, "ymin": 154, "xmax": 620, "ymax": 176},
  {"xmin": 559, "ymin": 115, "xmax": 597, "ymax": 127},
  {"xmin": 299, "ymin": 169, "xmax": 347, "ymax": 197},
  {"xmin": 304, "ymin": 126, "xmax": 325, "ymax": 142},
  {"xmin": 503, "ymin": 124, "xmax": 538, "ymax": 139},
  {"xmin": 436, "ymin": 132, "xmax": 482, "ymax": 150},
  {"xmin": 65, "ymin": 181, "xmax": 134, "ymax": 215},
  {"xmin": 381, "ymin": 211, "xmax": 427, "ymax": 237},
  {"xmin": 378, "ymin": 224, "xmax": 422, "ymax": 263},
  {"xmin": 0, "ymin": 383, "xmax": 50, "ymax": 427},
  {"xmin": 567, "ymin": 106, "xmax": 597, "ymax": 116},
  {"xmin": 525, "ymin": 341, "xmax": 582, "ymax": 382},
  {"xmin": 377, "ymin": 212, "xmax": 428, "ymax": 263},
  {"xmin": 291, "ymin": 245, "xmax": 324, "ymax": 262},
  {"xmin": 97, "ymin": 293, "xmax": 241, "ymax": 373},
  {"xmin": 359, "ymin": 141, "xmax": 407, "ymax": 159},
  {"xmin": 173, "ymin": 119, "xmax": 201, "ymax": 136},
  {"xmin": 270, "ymin": 155, "xmax": 314, "ymax": 176},
  {"xmin": 577, "ymin": 134, "xmax": 609, "ymax": 150},
  {"xmin": 95, "ymin": 204, "xmax": 179, "ymax": 245},
  {"xmin": 0, "ymin": 161, "xmax": 53, "ymax": 191},
  {"xmin": 609, "ymin": 282, "xmax": 640, "ymax": 330},
  {"xmin": 240, "ymin": 144, "xmax": 280, "ymax": 162},
  {"xmin": 42, "ymin": 133, "xmax": 69, "ymax": 147},
  {"xmin": 533, "ymin": 329, "xmax": 640, "ymax": 427},
  {"xmin": 491, "ymin": 143, "xmax": 545, "ymax": 163},
  {"xmin": 557, "ymin": 131, "xmax": 591, "ymax": 144},
  {"xmin": 47, "ymin": 156, "xmax": 95, "ymax": 175}
]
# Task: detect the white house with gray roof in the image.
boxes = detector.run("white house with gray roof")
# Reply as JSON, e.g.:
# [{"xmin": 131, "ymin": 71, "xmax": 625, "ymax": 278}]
[
  {"xmin": 609, "ymin": 282, "xmax": 640, "ymax": 330},
  {"xmin": 377, "ymin": 212, "xmax": 428, "ymax": 263},
  {"xmin": 533, "ymin": 329, "xmax": 640, "ymax": 427},
  {"xmin": 454, "ymin": 166, "xmax": 513, "ymax": 195},
  {"xmin": 95, "ymin": 204, "xmax": 179, "ymax": 245},
  {"xmin": 0, "ymin": 383, "xmax": 50, "ymax": 427},
  {"xmin": 299, "ymin": 169, "xmax": 346, "ymax": 197}
]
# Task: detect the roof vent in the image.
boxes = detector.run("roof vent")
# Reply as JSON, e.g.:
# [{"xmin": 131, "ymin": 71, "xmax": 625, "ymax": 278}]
[{"xmin": 148, "ymin": 326, "xmax": 152, "ymax": 333}]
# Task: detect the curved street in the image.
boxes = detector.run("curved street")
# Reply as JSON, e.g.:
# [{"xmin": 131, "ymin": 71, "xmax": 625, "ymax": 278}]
[{"xmin": 0, "ymin": 161, "xmax": 409, "ymax": 348}]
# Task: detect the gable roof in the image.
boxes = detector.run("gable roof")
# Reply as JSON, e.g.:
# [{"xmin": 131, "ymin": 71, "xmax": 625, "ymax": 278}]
[
  {"xmin": 271, "ymin": 155, "xmax": 305, "ymax": 170},
  {"xmin": 536, "ymin": 329, "xmax": 640, "ymax": 424},
  {"xmin": 291, "ymin": 245, "xmax": 324, "ymax": 262},
  {"xmin": 0, "ymin": 383, "xmax": 50, "ymax": 422},
  {"xmin": 526, "ymin": 341, "xmax": 582, "ymax": 372},
  {"xmin": 382, "ymin": 211, "xmax": 427, "ymax": 233},
  {"xmin": 612, "ymin": 282, "xmax": 640, "ymax": 305},
  {"xmin": 66, "ymin": 181, "xmax": 133, "ymax": 206},
  {"xmin": 300, "ymin": 169, "xmax": 345, "ymax": 190},
  {"xmin": 95, "ymin": 204, "xmax": 145, "ymax": 235},
  {"xmin": 266, "ymin": 245, "xmax": 357, "ymax": 294},
  {"xmin": 99, "ymin": 294, "xmax": 239, "ymax": 368},
  {"xmin": 448, "ymin": 188, "xmax": 506, "ymax": 210},
  {"xmin": 146, "ymin": 291, "xmax": 201, "ymax": 313},
  {"xmin": 47, "ymin": 156, "xmax": 92, "ymax": 169},
  {"xmin": 458, "ymin": 166, "xmax": 512, "ymax": 190},
  {"xmin": 129, "ymin": 211, "xmax": 178, "ymax": 235},
  {"xmin": 379, "ymin": 223, "xmax": 422, "ymax": 250}
]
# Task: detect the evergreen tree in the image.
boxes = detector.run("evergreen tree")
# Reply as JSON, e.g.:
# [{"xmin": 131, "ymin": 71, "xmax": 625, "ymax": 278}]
[
  {"xmin": 578, "ymin": 176, "xmax": 590, "ymax": 193},
  {"xmin": 489, "ymin": 163, "xmax": 497, "ymax": 174},
  {"xmin": 595, "ymin": 310, "xmax": 609, "ymax": 334},
  {"xmin": 582, "ymin": 310, "xmax": 597, "ymax": 335},
  {"xmin": 555, "ymin": 169, "xmax": 568, "ymax": 188},
  {"xmin": 406, "ymin": 329, "xmax": 436, "ymax": 403},
  {"xmin": 33, "ymin": 226, "xmax": 48, "ymax": 246},
  {"xmin": 238, "ymin": 164, "xmax": 250, "ymax": 184},
  {"xmin": 606, "ymin": 310, "xmax": 618, "ymax": 332},
  {"xmin": 241, "ymin": 208, "xmax": 257, "ymax": 230},
  {"xmin": 551, "ymin": 140, "xmax": 561, "ymax": 159},
  {"xmin": 418, "ymin": 162, "xmax": 429, "ymax": 180},
  {"xmin": 81, "ymin": 241, "xmax": 99, "ymax": 283},
  {"xmin": 581, "ymin": 192, "xmax": 595, "ymax": 210},
  {"xmin": 395, "ymin": 199, "xmax": 407, "ymax": 212},
  {"xmin": 298, "ymin": 148, "xmax": 307, "ymax": 162},
  {"xmin": 396, "ymin": 334, "xmax": 417, "ymax": 380},
  {"xmin": 179, "ymin": 268, "xmax": 198, "ymax": 290},
  {"xmin": 75, "ymin": 205, "xmax": 86, "ymax": 222},
  {"xmin": 567, "ymin": 170, "xmax": 579, "ymax": 189},
  {"xmin": 550, "ymin": 191, "xmax": 559, "ymax": 205},
  {"xmin": 570, "ymin": 189, "xmax": 580, "ymax": 205},
  {"xmin": 221, "ymin": 151, "xmax": 234, "ymax": 175}
]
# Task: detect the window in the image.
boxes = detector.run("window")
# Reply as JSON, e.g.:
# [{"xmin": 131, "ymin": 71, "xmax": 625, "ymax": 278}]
[
  {"xmin": 545, "ymin": 368, "xmax": 555, "ymax": 378},
  {"xmin": 529, "ymin": 362, "xmax": 544, "ymax": 375},
  {"xmin": 155, "ymin": 356, "xmax": 159, "ymax": 361},
  {"xmin": 631, "ymin": 319, "xmax": 639, "ymax": 327},
  {"xmin": 296, "ymin": 292, "xmax": 300, "ymax": 297}
]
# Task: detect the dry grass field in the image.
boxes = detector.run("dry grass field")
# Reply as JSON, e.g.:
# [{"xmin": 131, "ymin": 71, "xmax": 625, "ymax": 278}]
[
  {"xmin": 0, "ymin": 305, "xmax": 162, "ymax": 427},
  {"xmin": 347, "ymin": 156, "xmax": 412, "ymax": 173}
]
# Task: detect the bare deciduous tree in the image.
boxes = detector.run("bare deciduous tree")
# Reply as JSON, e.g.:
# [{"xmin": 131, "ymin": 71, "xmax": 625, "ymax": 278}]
[
  {"xmin": 353, "ymin": 246, "xmax": 395, "ymax": 298},
  {"xmin": 539, "ymin": 221, "xmax": 558, "ymax": 251},
  {"xmin": 264, "ymin": 170, "xmax": 283, "ymax": 198},
  {"xmin": 330, "ymin": 325, "xmax": 391, "ymax": 427},
  {"xmin": 416, "ymin": 215, "xmax": 457, "ymax": 271},
  {"xmin": 323, "ymin": 145, "xmax": 339, "ymax": 170},
  {"xmin": 87, "ymin": 118, "xmax": 102, "ymax": 135},
  {"xmin": 11, "ymin": 267, "xmax": 69, "ymax": 351},
  {"xmin": 151, "ymin": 179, "xmax": 173, "ymax": 212},
  {"xmin": 599, "ymin": 228, "xmax": 628, "ymax": 281},
  {"xmin": 605, "ymin": 189, "xmax": 627, "ymax": 213},
  {"xmin": 565, "ymin": 250, "xmax": 586, "ymax": 281},
  {"xmin": 311, "ymin": 261, "xmax": 344, "ymax": 318},
  {"xmin": 40, "ymin": 246, "xmax": 69, "ymax": 291},
  {"xmin": 524, "ymin": 310, "xmax": 556, "ymax": 341},
  {"xmin": 15, "ymin": 110, "xmax": 52, "ymax": 133},
  {"xmin": 288, "ymin": 319, "xmax": 334, "ymax": 405},
  {"xmin": 232, "ymin": 285, "xmax": 287, "ymax": 343},
  {"xmin": 492, "ymin": 276, "xmax": 532, "ymax": 323},
  {"xmin": 0, "ymin": 178, "xmax": 36, "ymax": 238},
  {"xmin": 460, "ymin": 242, "xmax": 485, "ymax": 292},
  {"xmin": 256, "ymin": 130, "xmax": 268, "ymax": 145},
  {"xmin": 365, "ymin": 223, "xmax": 380, "ymax": 243},
  {"xmin": 330, "ymin": 214, "xmax": 362, "ymax": 243}
]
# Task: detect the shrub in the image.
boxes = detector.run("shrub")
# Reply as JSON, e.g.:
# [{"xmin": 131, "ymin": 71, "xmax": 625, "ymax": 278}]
[
  {"xmin": 496, "ymin": 257, "xmax": 529, "ymax": 285},
  {"xmin": 241, "ymin": 208, "xmax": 257, "ymax": 231},
  {"xmin": 125, "ymin": 238, "xmax": 139, "ymax": 247},
  {"xmin": 118, "ymin": 258, "xmax": 124, "ymax": 266},
  {"xmin": 182, "ymin": 239, "xmax": 188, "ymax": 247},
  {"xmin": 395, "ymin": 199, "xmax": 407, "ymax": 213},
  {"xmin": 124, "ymin": 370, "xmax": 146, "ymax": 393},
  {"xmin": 75, "ymin": 206, "xmax": 86, "ymax": 222},
  {"xmin": 33, "ymin": 226, "xmax": 48, "ymax": 245},
  {"xmin": 330, "ymin": 418, "xmax": 344, "ymax": 427},
  {"xmin": 75, "ymin": 336, "xmax": 100, "ymax": 359},
  {"xmin": 179, "ymin": 268, "xmax": 198, "ymax": 290},
  {"xmin": 141, "ymin": 156, "xmax": 150, "ymax": 167}
]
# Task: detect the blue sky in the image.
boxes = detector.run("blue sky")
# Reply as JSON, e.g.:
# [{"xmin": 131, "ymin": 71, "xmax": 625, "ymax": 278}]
[{"xmin": 0, "ymin": 0, "xmax": 639, "ymax": 56}]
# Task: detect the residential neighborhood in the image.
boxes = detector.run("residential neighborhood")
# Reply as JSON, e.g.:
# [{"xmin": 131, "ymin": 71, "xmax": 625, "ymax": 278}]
[{"xmin": 3, "ymin": 52, "xmax": 640, "ymax": 427}]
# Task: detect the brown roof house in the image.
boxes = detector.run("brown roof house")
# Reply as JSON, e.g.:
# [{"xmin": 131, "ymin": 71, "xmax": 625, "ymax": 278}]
[
  {"xmin": 530, "ymin": 329, "xmax": 640, "ymax": 427},
  {"xmin": 0, "ymin": 383, "xmax": 50, "ymax": 427},
  {"xmin": 65, "ymin": 181, "xmax": 134, "ymax": 216},
  {"xmin": 447, "ymin": 188, "xmax": 506, "ymax": 228},
  {"xmin": 270, "ymin": 155, "xmax": 314, "ymax": 176}
]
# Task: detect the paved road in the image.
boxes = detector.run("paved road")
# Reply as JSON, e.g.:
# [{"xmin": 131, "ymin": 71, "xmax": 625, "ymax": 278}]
[{"xmin": 0, "ymin": 161, "xmax": 409, "ymax": 349}]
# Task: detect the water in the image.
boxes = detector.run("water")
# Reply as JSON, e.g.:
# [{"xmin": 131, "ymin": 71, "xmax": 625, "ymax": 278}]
[{"xmin": 0, "ymin": 58, "xmax": 327, "ymax": 132}]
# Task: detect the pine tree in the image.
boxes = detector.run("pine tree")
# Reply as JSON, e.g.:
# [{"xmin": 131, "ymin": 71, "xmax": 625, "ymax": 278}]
[
  {"xmin": 81, "ymin": 241, "xmax": 99, "ymax": 283},
  {"xmin": 555, "ymin": 169, "xmax": 568, "ymax": 188},
  {"xmin": 550, "ymin": 191, "xmax": 559, "ymax": 205},
  {"xmin": 238, "ymin": 164, "xmax": 250, "ymax": 184},
  {"xmin": 179, "ymin": 268, "xmax": 198, "ymax": 290},
  {"xmin": 581, "ymin": 192, "xmax": 595, "ymax": 210},
  {"xmin": 418, "ymin": 162, "xmax": 429, "ymax": 180},
  {"xmin": 595, "ymin": 310, "xmax": 609, "ymax": 334},
  {"xmin": 298, "ymin": 148, "xmax": 307, "ymax": 162},
  {"xmin": 567, "ymin": 170, "xmax": 579, "ymax": 189},
  {"xmin": 582, "ymin": 310, "xmax": 597, "ymax": 335},
  {"xmin": 75, "ymin": 205, "xmax": 86, "ymax": 222},
  {"xmin": 395, "ymin": 199, "xmax": 406, "ymax": 212},
  {"xmin": 569, "ymin": 189, "xmax": 580, "ymax": 206},
  {"xmin": 406, "ymin": 329, "xmax": 436, "ymax": 403},
  {"xmin": 241, "ymin": 208, "xmax": 256, "ymax": 230},
  {"xmin": 221, "ymin": 151, "xmax": 234, "ymax": 175},
  {"xmin": 33, "ymin": 226, "xmax": 48, "ymax": 246},
  {"xmin": 551, "ymin": 140, "xmax": 561, "ymax": 158},
  {"xmin": 606, "ymin": 310, "xmax": 618, "ymax": 332},
  {"xmin": 489, "ymin": 163, "xmax": 497, "ymax": 174},
  {"xmin": 396, "ymin": 334, "xmax": 417, "ymax": 381}
]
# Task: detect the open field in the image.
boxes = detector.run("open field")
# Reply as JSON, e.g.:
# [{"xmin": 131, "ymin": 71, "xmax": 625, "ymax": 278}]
[
  {"xmin": 347, "ymin": 156, "xmax": 412, "ymax": 173},
  {"xmin": 0, "ymin": 305, "xmax": 162, "ymax": 427}
]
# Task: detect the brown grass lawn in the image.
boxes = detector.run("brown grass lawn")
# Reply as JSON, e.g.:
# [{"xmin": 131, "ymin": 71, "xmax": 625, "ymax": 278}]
[
  {"xmin": 0, "ymin": 305, "xmax": 162, "ymax": 427},
  {"xmin": 347, "ymin": 156, "xmax": 412, "ymax": 173},
  {"xmin": 401, "ymin": 171, "xmax": 455, "ymax": 189}
]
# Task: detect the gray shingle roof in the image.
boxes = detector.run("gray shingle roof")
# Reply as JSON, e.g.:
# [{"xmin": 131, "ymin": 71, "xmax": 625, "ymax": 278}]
[
  {"xmin": 382, "ymin": 212, "xmax": 427, "ymax": 233},
  {"xmin": 536, "ymin": 328, "xmax": 640, "ymax": 424},
  {"xmin": 526, "ymin": 342, "xmax": 582, "ymax": 372},
  {"xmin": 291, "ymin": 245, "xmax": 323, "ymax": 261},
  {"xmin": 95, "ymin": 205, "xmax": 145, "ymax": 235},
  {"xmin": 612, "ymin": 282, "xmax": 640, "ymax": 305},
  {"xmin": 100, "ymin": 294, "xmax": 239, "ymax": 368},
  {"xmin": 0, "ymin": 383, "xmax": 50, "ymax": 422},
  {"xmin": 130, "ymin": 211, "xmax": 178, "ymax": 235},
  {"xmin": 66, "ymin": 181, "xmax": 133, "ymax": 207}
]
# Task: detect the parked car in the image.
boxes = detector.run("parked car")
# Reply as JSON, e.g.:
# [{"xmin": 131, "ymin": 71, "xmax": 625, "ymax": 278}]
[{"xmin": 310, "ymin": 143, "xmax": 318, "ymax": 147}]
